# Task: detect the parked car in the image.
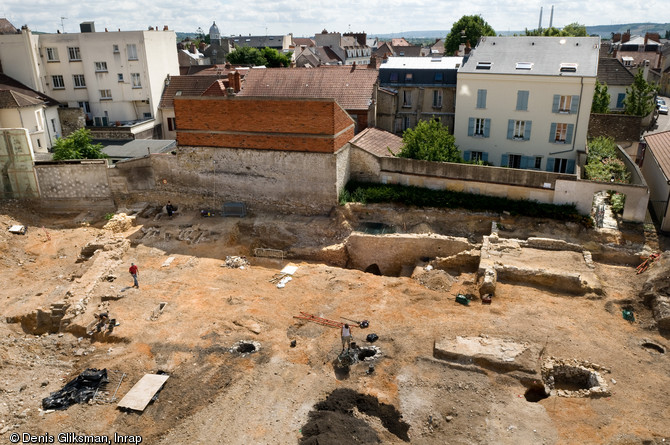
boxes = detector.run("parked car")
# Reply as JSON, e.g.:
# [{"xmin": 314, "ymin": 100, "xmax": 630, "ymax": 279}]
[
  {"xmin": 656, "ymin": 98, "xmax": 666, "ymax": 108},
  {"xmin": 659, "ymin": 103, "xmax": 669, "ymax": 115}
]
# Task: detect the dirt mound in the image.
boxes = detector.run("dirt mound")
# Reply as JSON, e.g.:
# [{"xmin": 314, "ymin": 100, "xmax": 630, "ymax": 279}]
[
  {"xmin": 413, "ymin": 268, "xmax": 455, "ymax": 291},
  {"xmin": 300, "ymin": 388, "xmax": 410, "ymax": 444}
]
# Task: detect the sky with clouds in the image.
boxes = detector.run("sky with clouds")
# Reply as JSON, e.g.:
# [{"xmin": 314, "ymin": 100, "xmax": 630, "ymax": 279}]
[{"xmin": 2, "ymin": 0, "xmax": 669, "ymax": 37}]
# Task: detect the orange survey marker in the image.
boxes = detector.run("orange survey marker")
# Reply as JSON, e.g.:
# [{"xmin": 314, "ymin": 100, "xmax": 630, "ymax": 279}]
[
  {"xmin": 293, "ymin": 311, "xmax": 344, "ymax": 328},
  {"xmin": 636, "ymin": 253, "xmax": 660, "ymax": 274}
]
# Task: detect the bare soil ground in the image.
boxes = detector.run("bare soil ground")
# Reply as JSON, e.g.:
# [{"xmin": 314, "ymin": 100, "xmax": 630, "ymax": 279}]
[{"xmin": 0, "ymin": 200, "xmax": 669, "ymax": 445}]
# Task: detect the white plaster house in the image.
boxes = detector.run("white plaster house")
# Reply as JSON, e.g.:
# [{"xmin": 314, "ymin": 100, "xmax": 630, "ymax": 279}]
[
  {"xmin": 454, "ymin": 36, "xmax": 600, "ymax": 174},
  {"xmin": 0, "ymin": 73, "xmax": 61, "ymax": 152},
  {"xmin": 0, "ymin": 21, "xmax": 179, "ymax": 134},
  {"xmin": 642, "ymin": 131, "xmax": 670, "ymax": 232}
]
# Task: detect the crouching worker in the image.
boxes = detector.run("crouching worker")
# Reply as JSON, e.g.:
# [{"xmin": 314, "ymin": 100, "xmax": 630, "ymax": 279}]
[{"xmin": 92, "ymin": 312, "xmax": 118, "ymax": 334}]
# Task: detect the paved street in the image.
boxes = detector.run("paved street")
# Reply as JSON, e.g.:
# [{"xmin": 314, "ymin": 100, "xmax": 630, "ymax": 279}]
[{"xmin": 644, "ymin": 95, "xmax": 670, "ymax": 136}]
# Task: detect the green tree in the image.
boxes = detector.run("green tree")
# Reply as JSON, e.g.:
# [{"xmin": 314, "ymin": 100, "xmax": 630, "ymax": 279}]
[
  {"xmin": 561, "ymin": 23, "xmax": 588, "ymax": 36},
  {"xmin": 591, "ymin": 80, "xmax": 611, "ymax": 113},
  {"xmin": 52, "ymin": 128, "xmax": 106, "ymax": 161},
  {"xmin": 525, "ymin": 22, "xmax": 587, "ymax": 37},
  {"xmin": 445, "ymin": 15, "xmax": 496, "ymax": 55},
  {"xmin": 584, "ymin": 136, "xmax": 630, "ymax": 183},
  {"xmin": 226, "ymin": 46, "xmax": 267, "ymax": 66},
  {"xmin": 260, "ymin": 47, "xmax": 292, "ymax": 68},
  {"xmin": 623, "ymin": 69, "xmax": 657, "ymax": 116},
  {"xmin": 397, "ymin": 118, "xmax": 461, "ymax": 163}
]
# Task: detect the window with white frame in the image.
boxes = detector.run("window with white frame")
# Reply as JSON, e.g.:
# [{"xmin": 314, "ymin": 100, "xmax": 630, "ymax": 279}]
[
  {"xmin": 78, "ymin": 101, "xmax": 91, "ymax": 113},
  {"xmin": 46, "ymin": 47, "xmax": 59, "ymax": 62},
  {"xmin": 100, "ymin": 89, "xmax": 112, "ymax": 100},
  {"xmin": 68, "ymin": 47, "xmax": 81, "ymax": 61},
  {"xmin": 51, "ymin": 75, "xmax": 65, "ymax": 89},
  {"xmin": 553, "ymin": 158, "xmax": 569, "ymax": 173},
  {"xmin": 95, "ymin": 61, "xmax": 108, "ymax": 72},
  {"xmin": 534, "ymin": 156, "xmax": 542, "ymax": 169},
  {"xmin": 127, "ymin": 44, "xmax": 138, "ymax": 60},
  {"xmin": 433, "ymin": 90, "xmax": 442, "ymax": 108},
  {"xmin": 558, "ymin": 95, "xmax": 572, "ymax": 113},
  {"xmin": 508, "ymin": 154, "xmax": 521, "ymax": 169},
  {"xmin": 35, "ymin": 110, "xmax": 43, "ymax": 130},
  {"xmin": 471, "ymin": 151, "xmax": 484, "ymax": 162},
  {"xmin": 167, "ymin": 117, "xmax": 176, "ymax": 131},
  {"xmin": 117, "ymin": 73, "xmax": 124, "ymax": 82},
  {"xmin": 513, "ymin": 120, "xmax": 526, "ymax": 138},
  {"xmin": 474, "ymin": 118, "xmax": 485, "ymax": 136},
  {"xmin": 131, "ymin": 73, "xmax": 141, "ymax": 88},
  {"xmin": 554, "ymin": 123, "xmax": 568, "ymax": 142},
  {"xmin": 73, "ymin": 74, "xmax": 86, "ymax": 88},
  {"xmin": 113, "ymin": 44, "xmax": 119, "ymax": 53},
  {"xmin": 402, "ymin": 90, "xmax": 412, "ymax": 107}
]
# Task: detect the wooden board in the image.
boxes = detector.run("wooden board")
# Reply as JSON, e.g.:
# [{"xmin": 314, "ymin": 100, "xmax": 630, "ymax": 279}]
[{"xmin": 116, "ymin": 374, "xmax": 169, "ymax": 412}]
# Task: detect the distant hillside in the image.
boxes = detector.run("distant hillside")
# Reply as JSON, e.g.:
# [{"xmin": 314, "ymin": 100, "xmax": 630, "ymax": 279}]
[
  {"xmin": 585, "ymin": 23, "xmax": 670, "ymax": 38},
  {"xmin": 174, "ymin": 23, "xmax": 670, "ymax": 43}
]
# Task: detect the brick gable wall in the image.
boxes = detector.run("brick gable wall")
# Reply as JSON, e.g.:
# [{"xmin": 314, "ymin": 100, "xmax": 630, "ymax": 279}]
[{"xmin": 174, "ymin": 96, "xmax": 355, "ymax": 153}]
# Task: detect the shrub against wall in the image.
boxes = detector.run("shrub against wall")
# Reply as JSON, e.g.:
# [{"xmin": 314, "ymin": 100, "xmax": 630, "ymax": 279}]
[{"xmin": 584, "ymin": 136, "xmax": 630, "ymax": 183}]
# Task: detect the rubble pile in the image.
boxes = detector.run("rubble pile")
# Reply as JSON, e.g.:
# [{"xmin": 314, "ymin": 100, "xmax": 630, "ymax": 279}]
[{"xmin": 223, "ymin": 256, "xmax": 250, "ymax": 269}]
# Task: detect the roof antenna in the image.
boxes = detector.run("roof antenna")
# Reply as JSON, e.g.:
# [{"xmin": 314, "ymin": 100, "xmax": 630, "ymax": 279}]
[{"xmin": 60, "ymin": 16, "xmax": 67, "ymax": 34}]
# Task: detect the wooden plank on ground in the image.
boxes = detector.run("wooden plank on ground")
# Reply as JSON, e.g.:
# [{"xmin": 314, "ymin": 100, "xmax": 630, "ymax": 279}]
[{"xmin": 116, "ymin": 374, "xmax": 169, "ymax": 412}]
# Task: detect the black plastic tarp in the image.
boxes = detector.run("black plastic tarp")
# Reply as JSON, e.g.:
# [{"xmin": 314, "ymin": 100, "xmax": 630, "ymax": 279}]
[{"xmin": 42, "ymin": 368, "xmax": 108, "ymax": 410}]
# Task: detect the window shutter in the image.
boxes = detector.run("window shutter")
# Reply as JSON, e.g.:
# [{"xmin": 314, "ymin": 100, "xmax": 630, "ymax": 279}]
[
  {"xmin": 552, "ymin": 95, "xmax": 560, "ymax": 113},
  {"xmin": 468, "ymin": 118, "xmax": 475, "ymax": 136},
  {"xmin": 477, "ymin": 89, "xmax": 487, "ymax": 108},
  {"xmin": 464, "ymin": 150, "xmax": 472, "ymax": 161},
  {"xmin": 520, "ymin": 156, "xmax": 529, "ymax": 169},
  {"xmin": 523, "ymin": 120, "xmax": 532, "ymax": 140},
  {"xmin": 549, "ymin": 123, "xmax": 557, "ymax": 143},
  {"xmin": 570, "ymin": 95, "xmax": 580, "ymax": 114},
  {"xmin": 546, "ymin": 157, "xmax": 555, "ymax": 172},
  {"xmin": 507, "ymin": 120, "xmax": 514, "ymax": 139},
  {"xmin": 616, "ymin": 93, "xmax": 625, "ymax": 108},
  {"xmin": 517, "ymin": 90, "xmax": 529, "ymax": 110},
  {"xmin": 567, "ymin": 159, "xmax": 576, "ymax": 174},
  {"xmin": 501, "ymin": 154, "xmax": 509, "ymax": 167},
  {"xmin": 482, "ymin": 152, "xmax": 489, "ymax": 162},
  {"xmin": 566, "ymin": 124, "xmax": 574, "ymax": 144},
  {"xmin": 483, "ymin": 119, "xmax": 491, "ymax": 138}
]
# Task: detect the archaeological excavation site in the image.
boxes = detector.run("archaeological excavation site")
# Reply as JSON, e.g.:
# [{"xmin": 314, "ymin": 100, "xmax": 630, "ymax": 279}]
[{"xmin": 1, "ymin": 199, "xmax": 670, "ymax": 445}]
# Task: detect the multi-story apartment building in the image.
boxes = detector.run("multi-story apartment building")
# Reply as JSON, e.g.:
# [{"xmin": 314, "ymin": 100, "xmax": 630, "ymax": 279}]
[
  {"xmin": 376, "ymin": 56, "xmax": 462, "ymax": 134},
  {"xmin": 0, "ymin": 21, "xmax": 179, "ymax": 135},
  {"xmin": 454, "ymin": 36, "xmax": 599, "ymax": 173}
]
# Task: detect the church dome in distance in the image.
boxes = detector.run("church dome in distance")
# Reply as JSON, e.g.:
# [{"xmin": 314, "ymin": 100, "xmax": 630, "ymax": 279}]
[{"xmin": 209, "ymin": 21, "xmax": 220, "ymax": 40}]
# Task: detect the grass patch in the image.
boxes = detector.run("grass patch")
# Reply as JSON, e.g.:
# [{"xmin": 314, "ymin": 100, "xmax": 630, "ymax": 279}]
[{"xmin": 341, "ymin": 181, "xmax": 592, "ymax": 226}]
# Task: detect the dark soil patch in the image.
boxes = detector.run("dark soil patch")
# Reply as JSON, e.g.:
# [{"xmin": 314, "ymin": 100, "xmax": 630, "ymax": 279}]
[
  {"xmin": 237, "ymin": 343, "xmax": 256, "ymax": 353},
  {"xmin": 299, "ymin": 388, "xmax": 410, "ymax": 444}
]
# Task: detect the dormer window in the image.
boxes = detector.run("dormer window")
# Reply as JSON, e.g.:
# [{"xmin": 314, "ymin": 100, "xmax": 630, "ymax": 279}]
[
  {"xmin": 389, "ymin": 72, "xmax": 399, "ymax": 82},
  {"xmin": 476, "ymin": 61, "xmax": 492, "ymax": 70},
  {"xmin": 560, "ymin": 63, "xmax": 578, "ymax": 72},
  {"xmin": 405, "ymin": 73, "xmax": 413, "ymax": 82},
  {"xmin": 515, "ymin": 62, "xmax": 533, "ymax": 70}
]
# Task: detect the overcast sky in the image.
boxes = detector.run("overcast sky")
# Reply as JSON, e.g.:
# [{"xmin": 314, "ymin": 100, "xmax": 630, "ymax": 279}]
[{"xmin": 2, "ymin": 0, "xmax": 668, "ymax": 37}]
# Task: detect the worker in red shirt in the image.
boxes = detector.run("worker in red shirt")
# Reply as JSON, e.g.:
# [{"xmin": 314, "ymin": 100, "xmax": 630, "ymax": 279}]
[{"xmin": 129, "ymin": 263, "xmax": 139, "ymax": 288}]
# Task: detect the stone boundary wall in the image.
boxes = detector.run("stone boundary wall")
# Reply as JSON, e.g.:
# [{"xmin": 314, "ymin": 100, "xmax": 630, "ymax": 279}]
[
  {"xmin": 109, "ymin": 146, "xmax": 342, "ymax": 215},
  {"xmin": 588, "ymin": 113, "xmax": 642, "ymax": 141},
  {"xmin": 33, "ymin": 160, "xmax": 114, "ymax": 211}
]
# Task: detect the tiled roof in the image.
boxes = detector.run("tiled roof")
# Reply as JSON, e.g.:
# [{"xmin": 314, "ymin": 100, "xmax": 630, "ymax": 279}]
[
  {"xmin": 229, "ymin": 35, "xmax": 287, "ymax": 49},
  {"xmin": 597, "ymin": 58, "xmax": 635, "ymax": 85},
  {"xmin": 201, "ymin": 80, "xmax": 229, "ymax": 96},
  {"xmin": 349, "ymin": 127, "xmax": 403, "ymax": 157},
  {"xmin": 0, "ymin": 74, "xmax": 59, "ymax": 108},
  {"xmin": 0, "ymin": 18, "xmax": 18, "ymax": 34},
  {"xmin": 159, "ymin": 75, "xmax": 221, "ymax": 108},
  {"xmin": 314, "ymin": 46, "xmax": 343, "ymax": 64},
  {"xmin": 391, "ymin": 38, "xmax": 411, "ymax": 47},
  {"xmin": 294, "ymin": 38, "xmax": 315, "ymax": 47},
  {"xmin": 616, "ymin": 51, "xmax": 662, "ymax": 70},
  {"xmin": 392, "ymin": 45, "xmax": 422, "ymax": 57},
  {"xmin": 237, "ymin": 66, "xmax": 378, "ymax": 110},
  {"xmin": 645, "ymin": 131, "xmax": 670, "ymax": 180}
]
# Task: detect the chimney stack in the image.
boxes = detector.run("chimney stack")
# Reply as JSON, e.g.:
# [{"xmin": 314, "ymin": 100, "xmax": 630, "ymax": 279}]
[
  {"xmin": 233, "ymin": 71, "xmax": 241, "ymax": 92},
  {"xmin": 622, "ymin": 31, "xmax": 630, "ymax": 43},
  {"xmin": 163, "ymin": 25, "xmax": 168, "ymax": 31},
  {"xmin": 190, "ymin": 43, "xmax": 196, "ymax": 54}
]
